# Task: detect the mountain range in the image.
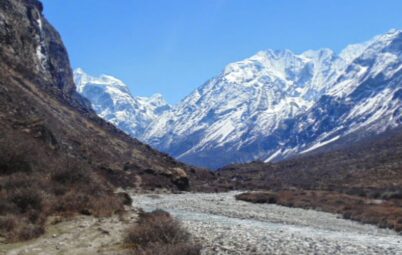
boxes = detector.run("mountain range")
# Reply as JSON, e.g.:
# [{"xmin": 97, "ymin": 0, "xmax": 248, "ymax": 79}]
[{"xmin": 75, "ymin": 29, "xmax": 402, "ymax": 169}]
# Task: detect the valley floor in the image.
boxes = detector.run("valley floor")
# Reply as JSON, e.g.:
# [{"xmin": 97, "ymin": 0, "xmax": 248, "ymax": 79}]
[
  {"xmin": 131, "ymin": 192, "xmax": 402, "ymax": 255},
  {"xmin": 1, "ymin": 192, "xmax": 401, "ymax": 255}
]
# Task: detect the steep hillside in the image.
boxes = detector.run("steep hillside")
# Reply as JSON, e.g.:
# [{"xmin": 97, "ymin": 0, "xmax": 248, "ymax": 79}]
[
  {"xmin": 0, "ymin": 0, "xmax": 208, "ymax": 241},
  {"xmin": 0, "ymin": 0, "xmax": 200, "ymax": 190}
]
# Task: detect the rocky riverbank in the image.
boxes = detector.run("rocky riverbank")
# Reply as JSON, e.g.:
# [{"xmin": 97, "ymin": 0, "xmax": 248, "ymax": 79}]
[
  {"xmin": 131, "ymin": 192, "xmax": 402, "ymax": 255},
  {"xmin": 2, "ymin": 192, "xmax": 401, "ymax": 255}
]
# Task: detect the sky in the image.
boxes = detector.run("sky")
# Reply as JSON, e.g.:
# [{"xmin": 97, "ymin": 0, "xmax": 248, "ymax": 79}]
[{"xmin": 41, "ymin": 0, "xmax": 402, "ymax": 104}]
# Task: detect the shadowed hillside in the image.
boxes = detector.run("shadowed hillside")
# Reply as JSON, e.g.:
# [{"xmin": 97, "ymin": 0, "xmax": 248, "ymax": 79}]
[
  {"xmin": 0, "ymin": 0, "xmax": 211, "ymax": 241},
  {"xmin": 219, "ymin": 127, "xmax": 402, "ymax": 193}
]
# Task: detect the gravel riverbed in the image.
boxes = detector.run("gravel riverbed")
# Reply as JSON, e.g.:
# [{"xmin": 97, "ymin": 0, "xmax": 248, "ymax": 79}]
[{"xmin": 131, "ymin": 191, "xmax": 402, "ymax": 255}]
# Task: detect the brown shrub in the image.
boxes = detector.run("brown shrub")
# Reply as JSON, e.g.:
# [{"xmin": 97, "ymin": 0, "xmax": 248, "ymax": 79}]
[
  {"xmin": 0, "ymin": 147, "xmax": 123, "ymax": 242},
  {"xmin": 89, "ymin": 193, "xmax": 124, "ymax": 217},
  {"xmin": 51, "ymin": 162, "xmax": 91, "ymax": 186},
  {"xmin": 8, "ymin": 188, "xmax": 43, "ymax": 213},
  {"xmin": 236, "ymin": 190, "xmax": 402, "ymax": 233},
  {"xmin": 13, "ymin": 223, "xmax": 44, "ymax": 241},
  {"xmin": 0, "ymin": 215, "xmax": 44, "ymax": 241},
  {"xmin": 117, "ymin": 192, "xmax": 133, "ymax": 206},
  {"xmin": 0, "ymin": 215, "xmax": 17, "ymax": 232},
  {"xmin": 0, "ymin": 153, "xmax": 31, "ymax": 175},
  {"xmin": 127, "ymin": 209, "xmax": 189, "ymax": 245},
  {"xmin": 126, "ymin": 210, "xmax": 200, "ymax": 255},
  {"xmin": 235, "ymin": 192, "xmax": 277, "ymax": 204},
  {"xmin": 55, "ymin": 190, "xmax": 123, "ymax": 217}
]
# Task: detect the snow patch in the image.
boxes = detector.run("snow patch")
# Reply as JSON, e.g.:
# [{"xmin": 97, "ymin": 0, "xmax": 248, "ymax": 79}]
[
  {"xmin": 300, "ymin": 136, "xmax": 340, "ymax": 154},
  {"xmin": 35, "ymin": 15, "xmax": 47, "ymax": 70}
]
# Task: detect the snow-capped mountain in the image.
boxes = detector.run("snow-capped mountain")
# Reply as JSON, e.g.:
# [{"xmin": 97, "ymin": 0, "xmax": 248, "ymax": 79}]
[
  {"xmin": 73, "ymin": 68, "xmax": 170, "ymax": 139},
  {"xmin": 263, "ymin": 29, "xmax": 402, "ymax": 161},
  {"xmin": 142, "ymin": 48, "xmax": 352, "ymax": 167},
  {"xmin": 76, "ymin": 29, "xmax": 402, "ymax": 169}
]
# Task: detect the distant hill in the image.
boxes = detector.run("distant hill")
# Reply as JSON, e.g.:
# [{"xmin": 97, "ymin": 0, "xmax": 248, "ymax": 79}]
[{"xmin": 218, "ymin": 126, "xmax": 402, "ymax": 194}]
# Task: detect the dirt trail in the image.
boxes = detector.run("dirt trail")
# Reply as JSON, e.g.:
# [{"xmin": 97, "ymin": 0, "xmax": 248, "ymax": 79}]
[{"xmin": 0, "ymin": 209, "xmax": 138, "ymax": 255}]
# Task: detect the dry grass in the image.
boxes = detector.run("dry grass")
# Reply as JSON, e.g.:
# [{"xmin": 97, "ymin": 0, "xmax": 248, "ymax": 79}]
[
  {"xmin": 0, "ymin": 138, "xmax": 124, "ymax": 242},
  {"xmin": 236, "ymin": 190, "xmax": 402, "ymax": 233},
  {"xmin": 125, "ymin": 209, "xmax": 201, "ymax": 255}
]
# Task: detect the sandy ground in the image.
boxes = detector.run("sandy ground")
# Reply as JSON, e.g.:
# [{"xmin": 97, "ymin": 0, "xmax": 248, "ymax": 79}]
[{"xmin": 0, "ymin": 208, "xmax": 138, "ymax": 255}]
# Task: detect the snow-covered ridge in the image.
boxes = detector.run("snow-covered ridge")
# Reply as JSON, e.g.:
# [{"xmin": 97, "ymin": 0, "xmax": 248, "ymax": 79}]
[
  {"xmin": 76, "ymin": 29, "xmax": 402, "ymax": 169},
  {"xmin": 73, "ymin": 69, "xmax": 170, "ymax": 139}
]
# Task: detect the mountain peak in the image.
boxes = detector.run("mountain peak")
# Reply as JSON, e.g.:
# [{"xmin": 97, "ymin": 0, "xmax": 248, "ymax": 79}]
[
  {"xmin": 301, "ymin": 48, "xmax": 335, "ymax": 59},
  {"xmin": 138, "ymin": 93, "xmax": 170, "ymax": 108},
  {"xmin": 385, "ymin": 28, "xmax": 402, "ymax": 36},
  {"xmin": 150, "ymin": 93, "xmax": 164, "ymax": 100},
  {"xmin": 74, "ymin": 69, "xmax": 171, "ymax": 139},
  {"xmin": 98, "ymin": 74, "xmax": 127, "ymax": 87},
  {"xmin": 370, "ymin": 28, "xmax": 402, "ymax": 46},
  {"xmin": 74, "ymin": 68, "xmax": 128, "ymax": 94},
  {"xmin": 74, "ymin": 67, "xmax": 85, "ymax": 74}
]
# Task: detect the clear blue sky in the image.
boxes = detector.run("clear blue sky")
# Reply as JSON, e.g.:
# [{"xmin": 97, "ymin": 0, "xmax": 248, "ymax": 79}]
[{"xmin": 41, "ymin": 0, "xmax": 402, "ymax": 104}]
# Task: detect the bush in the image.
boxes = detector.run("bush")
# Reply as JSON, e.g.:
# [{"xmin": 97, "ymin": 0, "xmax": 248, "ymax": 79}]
[
  {"xmin": 0, "ymin": 155, "xmax": 123, "ymax": 242},
  {"xmin": 8, "ymin": 188, "xmax": 43, "ymax": 213},
  {"xmin": 0, "ymin": 215, "xmax": 17, "ymax": 232},
  {"xmin": 117, "ymin": 192, "xmax": 133, "ymax": 206},
  {"xmin": 126, "ymin": 210, "xmax": 200, "ymax": 255},
  {"xmin": 235, "ymin": 192, "xmax": 278, "ymax": 204},
  {"xmin": 0, "ymin": 215, "xmax": 44, "ymax": 241},
  {"xmin": 55, "ymin": 190, "xmax": 122, "ymax": 217},
  {"xmin": 14, "ymin": 223, "xmax": 44, "ymax": 241},
  {"xmin": 127, "ymin": 209, "xmax": 189, "ymax": 245},
  {"xmin": 52, "ymin": 165, "xmax": 90, "ymax": 185},
  {"xmin": 236, "ymin": 190, "xmax": 402, "ymax": 233},
  {"xmin": 0, "ymin": 152, "xmax": 32, "ymax": 175},
  {"xmin": 0, "ymin": 136, "xmax": 124, "ymax": 242}
]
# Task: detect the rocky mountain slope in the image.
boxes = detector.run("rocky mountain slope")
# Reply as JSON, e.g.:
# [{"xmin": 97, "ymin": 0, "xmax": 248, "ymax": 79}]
[
  {"xmin": 0, "ymin": 0, "xmax": 200, "ymax": 191},
  {"xmin": 78, "ymin": 29, "xmax": 402, "ymax": 169},
  {"xmin": 0, "ymin": 0, "xmax": 215, "ymax": 243},
  {"xmin": 141, "ymin": 48, "xmax": 349, "ymax": 168},
  {"xmin": 260, "ymin": 29, "xmax": 402, "ymax": 162}
]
